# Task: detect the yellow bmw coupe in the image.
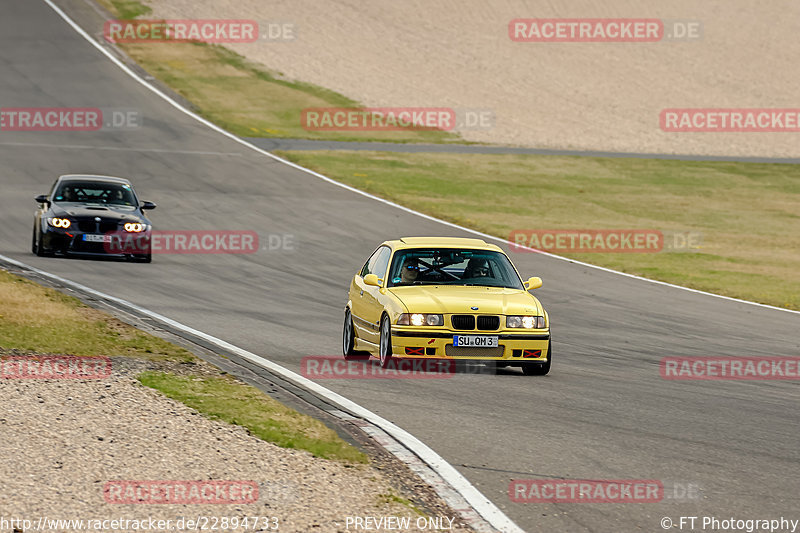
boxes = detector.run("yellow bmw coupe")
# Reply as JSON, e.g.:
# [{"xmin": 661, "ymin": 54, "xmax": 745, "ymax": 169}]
[{"xmin": 343, "ymin": 237, "xmax": 551, "ymax": 375}]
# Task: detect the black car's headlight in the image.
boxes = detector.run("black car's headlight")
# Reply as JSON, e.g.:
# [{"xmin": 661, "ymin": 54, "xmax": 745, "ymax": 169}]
[
  {"xmin": 47, "ymin": 217, "xmax": 71, "ymax": 228},
  {"xmin": 123, "ymin": 222, "xmax": 146, "ymax": 232},
  {"xmin": 507, "ymin": 316, "xmax": 546, "ymax": 329},
  {"xmin": 397, "ymin": 313, "xmax": 444, "ymax": 326}
]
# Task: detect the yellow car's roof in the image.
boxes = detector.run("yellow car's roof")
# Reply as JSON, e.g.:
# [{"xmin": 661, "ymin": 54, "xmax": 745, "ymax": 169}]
[{"xmin": 387, "ymin": 236, "xmax": 503, "ymax": 252}]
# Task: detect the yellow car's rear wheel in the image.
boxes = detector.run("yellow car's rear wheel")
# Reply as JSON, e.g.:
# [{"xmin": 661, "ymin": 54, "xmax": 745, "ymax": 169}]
[{"xmin": 343, "ymin": 308, "xmax": 369, "ymax": 360}]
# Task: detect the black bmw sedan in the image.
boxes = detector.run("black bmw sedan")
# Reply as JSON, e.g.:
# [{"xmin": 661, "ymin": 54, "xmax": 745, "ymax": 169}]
[{"xmin": 32, "ymin": 175, "xmax": 156, "ymax": 262}]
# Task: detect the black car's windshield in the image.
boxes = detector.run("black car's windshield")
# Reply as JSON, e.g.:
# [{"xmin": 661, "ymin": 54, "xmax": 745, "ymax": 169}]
[
  {"xmin": 387, "ymin": 248, "xmax": 524, "ymax": 289},
  {"xmin": 53, "ymin": 181, "xmax": 137, "ymax": 206}
]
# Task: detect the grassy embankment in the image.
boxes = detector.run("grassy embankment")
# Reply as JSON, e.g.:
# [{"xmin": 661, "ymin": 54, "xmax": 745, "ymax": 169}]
[
  {"xmin": 0, "ymin": 269, "xmax": 366, "ymax": 462},
  {"xmin": 95, "ymin": 0, "xmax": 800, "ymax": 310}
]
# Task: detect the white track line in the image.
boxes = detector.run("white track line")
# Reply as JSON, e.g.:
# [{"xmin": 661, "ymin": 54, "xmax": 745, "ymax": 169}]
[
  {"xmin": 42, "ymin": 0, "xmax": 798, "ymax": 318},
  {"xmin": 33, "ymin": 0, "xmax": 800, "ymax": 528},
  {"xmin": 0, "ymin": 253, "xmax": 518, "ymax": 533},
  {"xmin": 35, "ymin": 4, "xmax": 521, "ymax": 532}
]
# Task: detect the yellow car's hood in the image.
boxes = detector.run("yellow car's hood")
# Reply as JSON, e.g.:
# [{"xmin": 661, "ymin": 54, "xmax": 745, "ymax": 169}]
[{"xmin": 388, "ymin": 285, "xmax": 542, "ymax": 315}]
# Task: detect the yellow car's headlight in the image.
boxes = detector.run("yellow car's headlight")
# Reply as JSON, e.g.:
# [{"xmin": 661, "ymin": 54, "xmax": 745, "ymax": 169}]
[
  {"xmin": 507, "ymin": 316, "xmax": 546, "ymax": 329},
  {"xmin": 123, "ymin": 222, "xmax": 146, "ymax": 232},
  {"xmin": 397, "ymin": 313, "xmax": 443, "ymax": 326},
  {"xmin": 47, "ymin": 217, "xmax": 71, "ymax": 228}
]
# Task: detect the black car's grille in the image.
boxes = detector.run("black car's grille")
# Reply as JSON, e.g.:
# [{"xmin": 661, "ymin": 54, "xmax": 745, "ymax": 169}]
[
  {"xmin": 477, "ymin": 315, "xmax": 500, "ymax": 331},
  {"xmin": 71, "ymin": 239, "xmax": 107, "ymax": 253},
  {"xmin": 76, "ymin": 219, "xmax": 119, "ymax": 233},
  {"xmin": 451, "ymin": 315, "xmax": 476, "ymax": 330}
]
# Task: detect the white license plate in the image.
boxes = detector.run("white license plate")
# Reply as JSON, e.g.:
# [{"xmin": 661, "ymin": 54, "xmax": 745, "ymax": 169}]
[
  {"xmin": 82, "ymin": 234, "xmax": 111, "ymax": 242},
  {"xmin": 453, "ymin": 335, "xmax": 499, "ymax": 348}
]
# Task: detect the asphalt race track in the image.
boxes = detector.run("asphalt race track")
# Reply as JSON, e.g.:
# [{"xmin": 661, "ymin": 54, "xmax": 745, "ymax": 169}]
[{"xmin": 1, "ymin": 1, "xmax": 799, "ymax": 531}]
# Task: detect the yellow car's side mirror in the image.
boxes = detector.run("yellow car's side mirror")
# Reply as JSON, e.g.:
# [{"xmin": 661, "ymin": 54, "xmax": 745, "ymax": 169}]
[
  {"xmin": 363, "ymin": 274, "xmax": 382, "ymax": 287},
  {"xmin": 524, "ymin": 276, "xmax": 543, "ymax": 290}
]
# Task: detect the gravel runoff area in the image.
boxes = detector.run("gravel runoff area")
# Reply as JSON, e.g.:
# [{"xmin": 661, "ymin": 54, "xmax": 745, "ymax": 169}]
[
  {"xmin": 0, "ymin": 354, "xmax": 472, "ymax": 533},
  {"xmin": 143, "ymin": 0, "xmax": 800, "ymax": 158}
]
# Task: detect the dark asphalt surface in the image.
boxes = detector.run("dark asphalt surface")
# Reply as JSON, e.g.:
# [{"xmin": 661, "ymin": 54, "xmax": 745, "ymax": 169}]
[
  {"xmin": 249, "ymin": 137, "xmax": 800, "ymax": 163},
  {"xmin": 1, "ymin": 1, "xmax": 799, "ymax": 531}
]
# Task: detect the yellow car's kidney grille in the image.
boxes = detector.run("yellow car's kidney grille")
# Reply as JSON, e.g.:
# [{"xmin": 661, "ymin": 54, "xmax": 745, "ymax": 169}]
[
  {"xmin": 451, "ymin": 315, "xmax": 500, "ymax": 330},
  {"xmin": 477, "ymin": 315, "xmax": 500, "ymax": 330},
  {"xmin": 451, "ymin": 315, "xmax": 476, "ymax": 330}
]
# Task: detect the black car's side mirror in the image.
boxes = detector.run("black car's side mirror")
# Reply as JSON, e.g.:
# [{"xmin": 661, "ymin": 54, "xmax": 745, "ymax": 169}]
[
  {"xmin": 35, "ymin": 194, "xmax": 49, "ymax": 205},
  {"xmin": 140, "ymin": 201, "xmax": 157, "ymax": 210}
]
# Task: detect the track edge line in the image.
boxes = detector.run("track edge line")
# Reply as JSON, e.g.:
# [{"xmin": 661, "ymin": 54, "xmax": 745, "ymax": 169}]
[
  {"xmin": 0, "ymin": 253, "xmax": 519, "ymax": 533},
  {"xmin": 40, "ymin": 0, "xmax": 799, "ymax": 318}
]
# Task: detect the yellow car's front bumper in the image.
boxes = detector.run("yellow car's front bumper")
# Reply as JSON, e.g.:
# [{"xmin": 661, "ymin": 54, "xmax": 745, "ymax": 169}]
[{"xmin": 390, "ymin": 327, "xmax": 550, "ymax": 362}]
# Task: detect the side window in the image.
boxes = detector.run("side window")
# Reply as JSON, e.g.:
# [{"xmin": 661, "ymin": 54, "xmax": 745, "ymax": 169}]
[
  {"xmin": 372, "ymin": 248, "xmax": 391, "ymax": 280},
  {"xmin": 361, "ymin": 246, "xmax": 391, "ymax": 278}
]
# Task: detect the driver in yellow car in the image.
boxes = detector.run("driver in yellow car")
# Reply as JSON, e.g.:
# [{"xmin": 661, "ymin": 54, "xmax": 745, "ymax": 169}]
[{"xmin": 400, "ymin": 258, "xmax": 420, "ymax": 284}]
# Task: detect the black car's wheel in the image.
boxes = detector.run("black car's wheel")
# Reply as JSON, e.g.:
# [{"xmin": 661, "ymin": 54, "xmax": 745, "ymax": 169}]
[
  {"xmin": 521, "ymin": 342, "xmax": 552, "ymax": 376},
  {"xmin": 343, "ymin": 308, "xmax": 369, "ymax": 360},
  {"xmin": 379, "ymin": 314, "xmax": 393, "ymax": 368},
  {"xmin": 127, "ymin": 248, "xmax": 152, "ymax": 263},
  {"xmin": 33, "ymin": 225, "xmax": 47, "ymax": 257},
  {"xmin": 31, "ymin": 225, "xmax": 37, "ymax": 254}
]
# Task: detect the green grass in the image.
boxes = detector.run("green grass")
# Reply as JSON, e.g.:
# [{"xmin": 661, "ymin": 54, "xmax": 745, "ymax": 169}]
[
  {"xmin": 95, "ymin": 0, "xmax": 462, "ymax": 143},
  {"xmin": 1, "ymin": 267, "xmax": 368, "ymax": 463},
  {"xmin": 99, "ymin": 0, "xmax": 151, "ymax": 19},
  {"xmin": 137, "ymin": 371, "xmax": 368, "ymax": 463},
  {"xmin": 92, "ymin": 0, "xmax": 800, "ymax": 310},
  {"xmin": 378, "ymin": 491, "xmax": 426, "ymax": 516},
  {"xmin": 0, "ymin": 269, "xmax": 194, "ymax": 361},
  {"xmin": 274, "ymin": 150, "xmax": 800, "ymax": 310},
  {"xmin": 123, "ymin": 42, "xmax": 462, "ymax": 143}
]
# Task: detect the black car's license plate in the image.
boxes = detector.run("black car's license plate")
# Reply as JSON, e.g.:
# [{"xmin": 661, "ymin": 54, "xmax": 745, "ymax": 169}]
[{"xmin": 82, "ymin": 234, "xmax": 111, "ymax": 242}]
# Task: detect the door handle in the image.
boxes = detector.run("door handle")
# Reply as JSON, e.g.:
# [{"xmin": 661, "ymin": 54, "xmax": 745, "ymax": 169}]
[{"xmin": 359, "ymin": 290, "xmax": 364, "ymax": 296}]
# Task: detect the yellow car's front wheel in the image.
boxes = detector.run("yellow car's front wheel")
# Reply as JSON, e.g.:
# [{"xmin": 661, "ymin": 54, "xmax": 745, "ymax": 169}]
[
  {"xmin": 521, "ymin": 342, "xmax": 552, "ymax": 376},
  {"xmin": 379, "ymin": 315, "xmax": 393, "ymax": 368}
]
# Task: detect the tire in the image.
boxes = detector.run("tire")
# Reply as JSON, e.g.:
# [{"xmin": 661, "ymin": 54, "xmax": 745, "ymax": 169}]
[
  {"xmin": 128, "ymin": 248, "xmax": 152, "ymax": 263},
  {"xmin": 343, "ymin": 308, "xmax": 369, "ymax": 360},
  {"xmin": 33, "ymin": 225, "xmax": 47, "ymax": 257},
  {"xmin": 31, "ymin": 225, "xmax": 37, "ymax": 254},
  {"xmin": 521, "ymin": 342, "xmax": 552, "ymax": 376},
  {"xmin": 379, "ymin": 314, "xmax": 393, "ymax": 368}
]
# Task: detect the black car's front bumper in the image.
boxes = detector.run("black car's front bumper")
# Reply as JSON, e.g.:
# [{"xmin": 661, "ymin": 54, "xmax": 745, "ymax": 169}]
[{"xmin": 42, "ymin": 228, "xmax": 150, "ymax": 257}]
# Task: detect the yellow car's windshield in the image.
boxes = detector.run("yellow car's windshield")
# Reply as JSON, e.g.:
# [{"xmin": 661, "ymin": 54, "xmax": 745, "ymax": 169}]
[{"xmin": 387, "ymin": 248, "xmax": 524, "ymax": 289}]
